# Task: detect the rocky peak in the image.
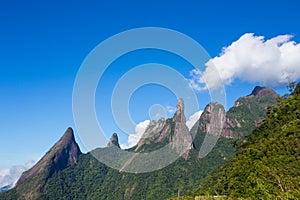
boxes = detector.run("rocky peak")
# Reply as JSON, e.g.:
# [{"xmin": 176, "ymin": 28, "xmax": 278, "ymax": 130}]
[
  {"xmin": 173, "ymin": 98, "xmax": 186, "ymax": 123},
  {"xmin": 16, "ymin": 127, "xmax": 81, "ymax": 190},
  {"xmin": 199, "ymin": 102, "xmax": 226, "ymax": 136},
  {"xmin": 107, "ymin": 133, "xmax": 120, "ymax": 148},
  {"xmin": 249, "ymin": 86, "xmax": 277, "ymax": 98},
  {"xmin": 171, "ymin": 98, "xmax": 193, "ymax": 159}
]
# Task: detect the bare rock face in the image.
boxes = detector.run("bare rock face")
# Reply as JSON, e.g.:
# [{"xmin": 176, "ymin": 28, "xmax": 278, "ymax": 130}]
[
  {"xmin": 198, "ymin": 102, "xmax": 226, "ymax": 136},
  {"xmin": 173, "ymin": 98, "xmax": 186, "ymax": 123},
  {"xmin": 222, "ymin": 118, "xmax": 241, "ymax": 138},
  {"xmin": 16, "ymin": 128, "xmax": 81, "ymax": 193},
  {"xmin": 170, "ymin": 98, "xmax": 193, "ymax": 159},
  {"xmin": 107, "ymin": 133, "xmax": 120, "ymax": 148}
]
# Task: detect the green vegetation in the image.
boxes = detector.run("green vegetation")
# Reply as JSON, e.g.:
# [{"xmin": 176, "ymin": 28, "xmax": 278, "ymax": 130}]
[
  {"xmin": 188, "ymin": 83, "xmax": 300, "ymax": 199},
  {"xmin": 0, "ymin": 138, "xmax": 235, "ymax": 200},
  {"xmin": 38, "ymin": 138, "xmax": 234, "ymax": 200},
  {"xmin": 225, "ymin": 87, "xmax": 277, "ymax": 138}
]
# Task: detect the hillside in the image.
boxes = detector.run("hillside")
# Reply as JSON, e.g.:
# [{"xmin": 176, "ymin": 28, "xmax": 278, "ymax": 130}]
[
  {"xmin": 0, "ymin": 128, "xmax": 81, "ymax": 199},
  {"xmin": 0, "ymin": 86, "xmax": 277, "ymax": 200},
  {"xmin": 41, "ymin": 98, "xmax": 236, "ymax": 199},
  {"xmin": 186, "ymin": 83, "xmax": 300, "ymax": 199}
]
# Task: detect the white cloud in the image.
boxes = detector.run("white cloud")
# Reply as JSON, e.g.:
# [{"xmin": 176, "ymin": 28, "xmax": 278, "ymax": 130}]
[
  {"xmin": 120, "ymin": 120, "xmax": 150, "ymax": 149},
  {"xmin": 189, "ymin": 33, "xmax": 300, "ymax": 90},
  {"xmin": 186, "ymin": 110, "xmax": 203, "ymax": 130},
  {"xmin": 166, "ymin": 105, "xmax": 175, "ymax": 114},
  {"xmin": 0, "ymin": 161, "xmax": 35, "ymax": 189}
]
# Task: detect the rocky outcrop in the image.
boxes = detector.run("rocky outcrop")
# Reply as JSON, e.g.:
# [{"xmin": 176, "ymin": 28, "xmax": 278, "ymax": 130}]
[
  {"xmin": 170, "ymin": 98, "xmax": 193, "ymax": 159},
  {"xmin": 172, "ymin": 98, "xmax": 186, "ymax": 123},
  {"xmin": 197, "ymin": 102, "xmax": 226, "ymax": 136},
  {"xmin": 222, "ymin": 117, "xmax": 241, "ymax": 138},
  {"xmin": 107, "ymin": 133, "xmax": 120, "ymax": 148}
]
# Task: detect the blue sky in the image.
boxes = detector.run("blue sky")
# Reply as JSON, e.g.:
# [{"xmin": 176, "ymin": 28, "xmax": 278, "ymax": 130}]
[{"xmin": 1, "ymin": 0, "xmax": 300, "ymax": 169}]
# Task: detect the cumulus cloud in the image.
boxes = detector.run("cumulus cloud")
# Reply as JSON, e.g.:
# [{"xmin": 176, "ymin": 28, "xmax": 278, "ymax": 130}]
[
  {"xmin": 189, "ymin": 33, "xmax": 300, "ymax": 90},
  {"xmin": 0, "ymin": 161, "xmax": 34, "ymax": 189},
  {"xmin": 120, "ymin": 120, "xmax": 150, "ymax": 149},
  {"xmin": 186, "ymin": 110, "xmax": 203, "ymax": 130}
]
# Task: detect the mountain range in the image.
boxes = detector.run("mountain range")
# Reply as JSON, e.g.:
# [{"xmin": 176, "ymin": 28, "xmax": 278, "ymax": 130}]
[{"xmin": 0, "ymin": 86, "xmax": 278, "ymax": 200}]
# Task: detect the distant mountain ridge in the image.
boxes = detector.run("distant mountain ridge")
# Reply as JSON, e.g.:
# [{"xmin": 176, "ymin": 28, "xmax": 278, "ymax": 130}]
[{"xmin": 0, "ymin": 86, "xmax": 278, "ymax": 200}]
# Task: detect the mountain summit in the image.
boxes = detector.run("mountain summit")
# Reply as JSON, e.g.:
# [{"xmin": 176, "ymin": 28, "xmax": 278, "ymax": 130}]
[
  {"xmin": 173, "ymin": 98, "xmax": 186, "ymax": 123},
  {"xmin": 15, "ymin": 128, "xmax": 81, "ymax": 198},
  {"xmin": 249, "ymin": 86, "xmax": 277, "ymax": 98},
  {"xmin": 107, "ymin": 133, "xmax": 120, "ymax": 148}
]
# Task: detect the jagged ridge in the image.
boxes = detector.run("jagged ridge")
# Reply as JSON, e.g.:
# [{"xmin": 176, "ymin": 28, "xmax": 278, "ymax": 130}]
[
  {"xmin": 0, "ymin": 86, "xmax": 278, "ymax": 200},
  {"xmin": 134, "ymin": 98, "xmax": 192, "ymax": 159}
]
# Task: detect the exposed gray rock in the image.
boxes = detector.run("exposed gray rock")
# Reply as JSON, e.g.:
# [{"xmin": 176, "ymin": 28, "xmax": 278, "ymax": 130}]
[
  {"xmin": 107, "ymin": 133, "xmax": 120, "ymax": 148},
  {"xmin": 170, "ymin": 98, "xmax": 193, "ymax": 159}
]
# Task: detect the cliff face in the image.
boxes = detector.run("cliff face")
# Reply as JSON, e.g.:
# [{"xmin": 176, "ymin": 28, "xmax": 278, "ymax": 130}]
[
  {"xmin": 196, "ymin": 102, "xmax": 226, "ymax": 136},
  {"xmin": 15, "ymin": 128, "xmax": 81, "ymax": 198},
  {"xmin": 170, "ymin": 98, "xmax": 193, "ymax": 159}
]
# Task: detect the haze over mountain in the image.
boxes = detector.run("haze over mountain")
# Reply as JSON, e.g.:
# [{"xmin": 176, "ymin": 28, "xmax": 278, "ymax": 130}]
[{"xmin": 0, "ymin": 86, "xmax": 278, "ymax": 200}]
